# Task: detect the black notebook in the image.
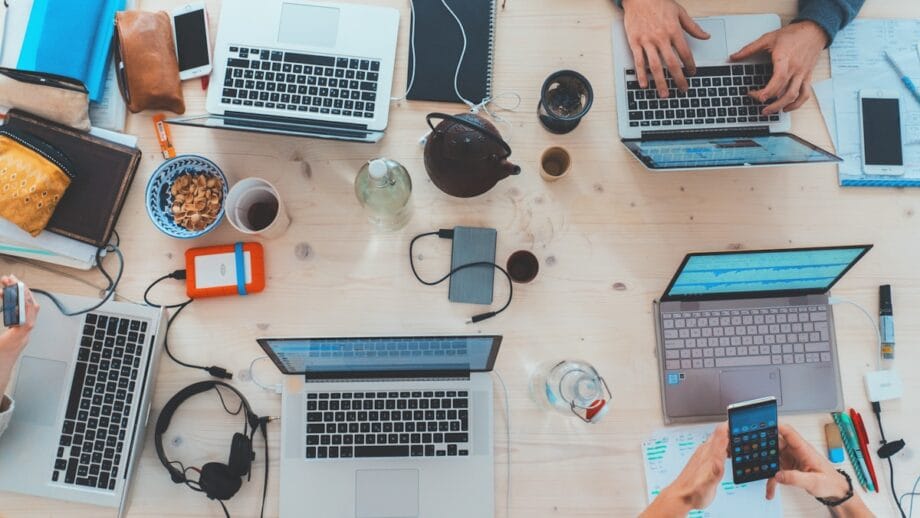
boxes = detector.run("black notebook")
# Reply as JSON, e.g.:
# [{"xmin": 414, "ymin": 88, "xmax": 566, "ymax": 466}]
[{"xmin": 407, "ymin": 0, "xmax": 496, "ymax": 104}]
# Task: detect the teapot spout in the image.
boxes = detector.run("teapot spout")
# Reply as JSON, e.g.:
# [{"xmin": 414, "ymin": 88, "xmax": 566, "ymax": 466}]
[{"xmin": 502, "ymin": 159, "xmax": 522, "ymax": 176}]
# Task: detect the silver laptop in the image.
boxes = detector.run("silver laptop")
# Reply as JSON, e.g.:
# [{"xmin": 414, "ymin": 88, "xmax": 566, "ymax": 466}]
[
  {"xmin": 612, "ymin": 14, "xmax": 840, "ymax": 170},
  {"xmin": 0, "ymin": 292, "xmax": 166, "ymax": 515},
  {"xmin": 258, "ymin": 335, "xmax": 500, "ymax": 518},
  {"xmin": 653, "ymin": 245, "xmax": 872, "ymax": 423},
  {"xmin": 169, "ymin": 0, "xmax": 400, "ymax": 143}
]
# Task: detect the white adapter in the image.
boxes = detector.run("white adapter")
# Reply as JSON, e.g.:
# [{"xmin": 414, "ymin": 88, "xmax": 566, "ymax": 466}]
[{"xmin": 865, "ymin": 370, "xmax": 904, "ymax": 402}]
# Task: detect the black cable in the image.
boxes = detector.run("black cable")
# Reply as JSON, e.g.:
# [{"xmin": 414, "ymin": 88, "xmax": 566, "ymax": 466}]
[
  {"xmin": 144, "ymin": 270, "xmax": 232, "ymax": 379},
  {"xmin": 409, "ymin": 230, "xmax": 514, "ymax": 323},
  {"xmin": 218, "ymin": 499, "xmax": 231, "ymax": 518},
  {"xmin": 873, "ymin": 401, "xmax": 908, "ymax": 518},
  {"xmin": 32, "ymin": 238, "xmax": 124, "ymax": 316}
]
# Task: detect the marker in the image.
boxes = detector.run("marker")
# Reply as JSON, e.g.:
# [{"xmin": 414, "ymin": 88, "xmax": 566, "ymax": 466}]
[
  {"xmin": 884, "ymin": 51, "xmax": 920, "ymax": 106},
  {"xmin": 849, "ymin": 409, "xmax": 879, "ymax": 493},
  {"xmin": 879, "ymin": 285, "xmax": 894, "ymax": 360}
]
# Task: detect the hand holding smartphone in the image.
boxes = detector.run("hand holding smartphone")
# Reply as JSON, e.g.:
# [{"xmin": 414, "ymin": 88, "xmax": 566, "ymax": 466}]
[
  {"xmin": 728, "ymin": 396, "xmax": 779, "ymax": 484},
  {"xmin": 171, "ymin": 3, "xmax": 212, "ymax": 80}
]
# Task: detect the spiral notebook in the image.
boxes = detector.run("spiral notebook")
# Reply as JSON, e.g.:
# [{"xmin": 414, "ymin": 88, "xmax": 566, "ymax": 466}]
[{"xmin": 406, "ymin": 0, "xmax": 496, "ymax": 104}]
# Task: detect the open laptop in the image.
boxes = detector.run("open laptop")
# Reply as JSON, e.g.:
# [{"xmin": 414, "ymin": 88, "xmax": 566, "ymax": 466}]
[
  {"xmin": 0, "ymin": 292, "xmax": 166, "ymax": 516},
  {"xmin": 258, "ymin": 335, "xmax": 500, "ymax": 518},
  {"xmin": 168, "ymin": 0, "xmax": 400, "ymax": 143},
  {"xmin": 612, "ymin": 14, "xmax": 841, "ymax": 170},
  {"xmin": 653, "ymin": 245, "xmax": 872, "ymax": 423}
]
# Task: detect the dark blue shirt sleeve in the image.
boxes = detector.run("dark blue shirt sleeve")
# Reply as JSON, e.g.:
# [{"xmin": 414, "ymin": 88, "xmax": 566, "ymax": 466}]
[{"xmin": 793, "ymin": 0, "xmax": 865, "ymax": 44}]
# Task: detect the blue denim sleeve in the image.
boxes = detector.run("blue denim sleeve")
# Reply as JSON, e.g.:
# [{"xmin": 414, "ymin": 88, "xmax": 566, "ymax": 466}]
[{"xmin": 793, "ymin": 0, "xmax": 865, "ymax": 44}]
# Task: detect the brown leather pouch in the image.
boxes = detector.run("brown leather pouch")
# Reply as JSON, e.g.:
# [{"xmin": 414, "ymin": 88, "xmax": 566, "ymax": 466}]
[
  {"xmin": 114, "ymin": 11, "xmax": 185, "ymax": 114},
  {"xmin": 0, "ymin": 128, "xmax": 74, "ymax": 236}
]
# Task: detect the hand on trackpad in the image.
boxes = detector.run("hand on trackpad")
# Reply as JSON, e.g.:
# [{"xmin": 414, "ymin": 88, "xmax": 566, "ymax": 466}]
[
  {"xmin": 688, "ymin": 18, "xmax": 728, "ymax": 62},
  {"xmin": 356, "ymin": 469, "xmax": 419, "ymax": 518}
]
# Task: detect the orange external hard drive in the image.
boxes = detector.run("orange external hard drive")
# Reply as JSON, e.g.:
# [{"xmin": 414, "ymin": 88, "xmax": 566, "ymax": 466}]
[{"xmin": 185, "ymin": 242, "xmax": 265, "ymax": 298}]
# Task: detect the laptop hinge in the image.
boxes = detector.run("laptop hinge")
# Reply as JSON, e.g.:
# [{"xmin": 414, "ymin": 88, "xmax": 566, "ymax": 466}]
[
  {"xmin": 224, "ymin": 110, "xmax": 372, "ymax": 131},
  {"xmin": 303, "ymin": 370, "xmax": 471, "ymax": 382},
  {"xmin": 639, "ymin": 126, "xmax": 770, "ymax": 141}
]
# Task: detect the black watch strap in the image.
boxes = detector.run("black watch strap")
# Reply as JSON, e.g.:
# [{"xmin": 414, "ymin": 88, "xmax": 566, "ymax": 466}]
[{"xmin": 816, "ymin": 469, "xmax": 854, "ymax": 507}]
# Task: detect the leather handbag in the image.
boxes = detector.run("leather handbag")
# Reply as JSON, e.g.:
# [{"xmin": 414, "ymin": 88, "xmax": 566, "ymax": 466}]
[
  {"xmin": 0, "ymin": 128, "xmax": 74, "ymax": 236},
  {"xmin": 0, "ymin": 68, "xmax": 91, "ymax": 131},
  {"xmin": 114, "ymin": 11, "xmax": 185, "ymax": 114}
]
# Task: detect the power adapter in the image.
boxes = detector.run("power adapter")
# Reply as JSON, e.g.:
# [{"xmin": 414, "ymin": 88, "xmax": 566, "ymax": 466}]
[{"xmin": 865, "ymin": 369, "xmax": 903, "ymax": 402}]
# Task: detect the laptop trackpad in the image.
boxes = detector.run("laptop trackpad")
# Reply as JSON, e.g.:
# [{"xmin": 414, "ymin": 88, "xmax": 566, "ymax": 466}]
[
  {"xmin": 688, "ymin": 19, "xmax": 728, "ymax": 62},
  {"xmin": 719, "ymin": 368, "xmax": 782, "ymax": 408},
  {"xmin": 14, "ymin": 357, "xmax": 67, "ymax": 426},
  {"xmin": 355, "ymin": 469, "xmax": 419, "ymax": 518}
]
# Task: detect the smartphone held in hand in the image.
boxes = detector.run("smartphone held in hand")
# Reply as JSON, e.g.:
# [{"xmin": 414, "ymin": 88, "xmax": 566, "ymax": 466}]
[
  {"xmin": 2, "ymin": 282, "xmax": 26, "ymax": 327},
  {"xmin": 728, "ymin": 396, "xmax": 779, "ymax": 484}
]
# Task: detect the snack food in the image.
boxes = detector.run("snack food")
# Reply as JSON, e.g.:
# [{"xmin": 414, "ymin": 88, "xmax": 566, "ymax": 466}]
[{"xmin": 170, "ymin": 173, "xmax": 222, "ymax": 231}]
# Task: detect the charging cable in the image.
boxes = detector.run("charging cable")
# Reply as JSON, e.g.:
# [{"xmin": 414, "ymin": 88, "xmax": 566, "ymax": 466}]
[
  {"xmin": 144, "ymin": 270, "xmax": 231, "ymax": 379},
  {"xmin": 32, "ymin": 230, "xmax": 125, "ymax": 316},
  {"xmin": 249, "ymin": 356, "xmax": 282, "ymax": 394},
  {"xmin": 828, "ymin": 296, "xmax": 883, "ymax": 370},
  {"xmin": 493, "ymin": 370, "xmax": 512, "ymax": 518},
  {"xmin": 409, "ymin": 229, "xmax": 513, "ymax": 323}
]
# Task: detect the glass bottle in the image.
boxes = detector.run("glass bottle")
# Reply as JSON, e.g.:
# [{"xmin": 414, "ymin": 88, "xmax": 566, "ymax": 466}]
[{"xmin": 354, "ymin": 158, "xmax": 412, "ymax": 230}]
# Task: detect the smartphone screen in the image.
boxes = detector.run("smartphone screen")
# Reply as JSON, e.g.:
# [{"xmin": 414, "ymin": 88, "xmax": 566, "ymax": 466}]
[
  {"xmin": 861, "ymin": 98, "xmax": 903, "ymax": 166},
  {"xmin": 174, "ymin": 9, "xmax": 210, "ymax": 72},
  {"xmin": 3, "ymin": 285, "xmax": 20, "ymax": 327},
  {"xmin": 728, "ymin": 397, "xmax": 779, "ymax": 484}
]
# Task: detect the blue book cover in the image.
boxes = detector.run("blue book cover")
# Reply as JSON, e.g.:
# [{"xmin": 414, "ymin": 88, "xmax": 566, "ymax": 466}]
[{"xmin": 17, "ymin": 0, "xmax": 125, "ymax": 102}]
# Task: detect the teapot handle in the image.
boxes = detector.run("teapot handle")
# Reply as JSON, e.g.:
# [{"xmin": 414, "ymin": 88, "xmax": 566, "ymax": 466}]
[{"xmin": 426, "ymin": 112, "xmax": 512, "ymax": 159}]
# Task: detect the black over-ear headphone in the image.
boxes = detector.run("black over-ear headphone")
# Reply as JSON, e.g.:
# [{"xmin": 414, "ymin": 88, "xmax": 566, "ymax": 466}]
[{"xmin": 154, "ymin": 381, "xmax": 271, "ymax": 518}]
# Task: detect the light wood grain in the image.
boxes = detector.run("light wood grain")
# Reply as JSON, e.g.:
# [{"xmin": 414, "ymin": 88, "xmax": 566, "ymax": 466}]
[{"xmin": 2, "ymin": 0, "xmax": 919, "ymax": 516}]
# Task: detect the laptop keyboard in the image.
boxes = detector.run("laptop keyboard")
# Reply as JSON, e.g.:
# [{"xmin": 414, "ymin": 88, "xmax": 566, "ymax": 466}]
[
  {"xmin": 52, "ymin": 313, "xmax": 148, "ymax": 490},
  {"xmin": 221, "ymin": 45, "xmax": 380, "ymax": 119},
  {"xmin": 625, "ymin": 65, "xmax": 781, "ymax": 128},
  {"xmin": 661, "ymin": 306, "xmax": 832, "ymax": 370},
  {"xmin": 305, "ymin": 391, "xmax": 471, "ymax": 460}
]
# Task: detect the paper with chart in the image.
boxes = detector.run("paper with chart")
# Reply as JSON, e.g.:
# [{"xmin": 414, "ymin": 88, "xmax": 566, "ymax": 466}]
[
  {"xmin": 643, "ymin": 424, "xmax": 781, "ymax": 518},
  {"xmin": 829, "ymin": 19, "xmax": 920, "ymax": 78}
]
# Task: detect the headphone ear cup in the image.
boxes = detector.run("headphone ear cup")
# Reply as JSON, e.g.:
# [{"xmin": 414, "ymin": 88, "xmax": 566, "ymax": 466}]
[
  {"xmin": 198, "ymin": 463, "xmax": 242, "ymax": 501},
  {"xmin": 228, "ymin": 433, "xmax": 254, "ymax": 477}
]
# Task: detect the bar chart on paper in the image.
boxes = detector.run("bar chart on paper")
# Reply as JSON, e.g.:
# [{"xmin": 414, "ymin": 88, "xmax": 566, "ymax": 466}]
[{"xmin": 642, "ymin": 425, "xmax": 781, "ymax": 518}]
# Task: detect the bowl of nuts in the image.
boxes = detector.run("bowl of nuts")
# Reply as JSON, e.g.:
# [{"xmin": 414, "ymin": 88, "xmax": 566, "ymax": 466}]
[{"xmin": 145, "ymin": 155, "xmax": 229, "ymax": 239}]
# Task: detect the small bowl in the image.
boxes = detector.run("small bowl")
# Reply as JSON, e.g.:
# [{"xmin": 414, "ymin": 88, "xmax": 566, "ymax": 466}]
[{"xmin": 145, "ymin": 155, "xmax": 228, "ymax": 239}]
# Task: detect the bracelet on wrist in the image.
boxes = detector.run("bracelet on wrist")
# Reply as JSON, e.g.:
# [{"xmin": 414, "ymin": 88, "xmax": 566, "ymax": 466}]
[{"xmin": 815, "ymin": 469, "xmax": 854, "ymax": 507}]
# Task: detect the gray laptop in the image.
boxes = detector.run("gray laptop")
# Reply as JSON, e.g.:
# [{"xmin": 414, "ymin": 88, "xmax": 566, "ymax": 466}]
[
  {"xmin": 612, "ymin": 14, "xmax": 841, "ymax": 170},
  {"xmin": 0, "ymin": 292, "xmax": 166, "ymax": 516},
  {"xmin": 258, "ymin": 335, "xmax": 501, "ymax": 518},
  {"xmin": 653, "ymin": 245, "xmax": 872, "ymax": 423}
]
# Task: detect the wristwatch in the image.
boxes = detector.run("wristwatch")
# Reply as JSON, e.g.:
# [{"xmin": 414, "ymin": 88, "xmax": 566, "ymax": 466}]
[{"xmin": 816, "ymin": 469, "xmax": 854, "ymax": 507}]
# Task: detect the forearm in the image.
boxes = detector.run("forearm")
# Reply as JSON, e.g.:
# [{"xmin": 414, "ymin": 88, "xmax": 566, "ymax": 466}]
[
  {"xmin": 0, "ymin": 350, "xmax": 18, "ymax": 397},
  {"xmin": 639, "ymin": 487, "xmax": 693, "ymax": 518},
  {"xmin": 794, "ymin": 0, "xmax": 865, "ymax": 44},
  {"xmin": 828, "ymin": 495, "xmax": 874, "ymax": 518}
]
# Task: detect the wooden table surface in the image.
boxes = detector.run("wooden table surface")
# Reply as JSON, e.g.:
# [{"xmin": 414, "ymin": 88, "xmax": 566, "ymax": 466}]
[{"xmin": 3, "ymin": 0, "xmax": 919, "ymax": 516}]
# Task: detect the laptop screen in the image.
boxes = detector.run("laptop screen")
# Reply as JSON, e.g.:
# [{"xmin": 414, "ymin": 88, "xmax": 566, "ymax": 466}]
[
  {"xmin": 258, "ymin": 336, "xmax": 502, "ymax": 377},
  {"xmin": 623, "ymin": 133, "xmax": 840, "ymax": 169},
  {"xmin": 661, "ymin": 246, "xmax": 872, "ymax": 300}
]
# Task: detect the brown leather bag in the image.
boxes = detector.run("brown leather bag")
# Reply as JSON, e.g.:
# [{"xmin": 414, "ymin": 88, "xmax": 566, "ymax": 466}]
[{"xmin": 114, "ymin": 11, "xmax": 185, "ymax": 114}]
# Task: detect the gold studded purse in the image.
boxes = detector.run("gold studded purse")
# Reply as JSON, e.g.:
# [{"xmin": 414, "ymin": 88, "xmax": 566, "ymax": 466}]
[{"xmin": 0, "ymin": 128, "xmax": 74, "ymax": 236}]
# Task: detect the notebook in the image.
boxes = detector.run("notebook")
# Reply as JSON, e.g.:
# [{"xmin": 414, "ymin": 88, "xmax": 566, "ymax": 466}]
[
  {"xmin": 4, "ymin": 109, "xmax": 141, "ymax": 248},
  {"xmin": 407, "ymin": 0, "xmax": 496, "ymax": 105},
  {"xmin": 16, "ymin": 0, "xmax": 125, "ymax": 102}
]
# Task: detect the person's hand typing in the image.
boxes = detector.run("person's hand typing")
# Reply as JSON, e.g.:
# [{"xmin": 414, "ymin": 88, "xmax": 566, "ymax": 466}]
[
  {"xmin": 730, "ymin": 21, "xmax": 828, "ymax": 114},
  {"xmin": 621, "ymin": 0, "xmax": 709, "ymax": 98}
]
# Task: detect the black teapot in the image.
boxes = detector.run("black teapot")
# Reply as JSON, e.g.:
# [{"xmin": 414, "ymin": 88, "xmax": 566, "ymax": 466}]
[{"xmin": 424, "ymin": 112, "xmax": 521, "ymax": 198}]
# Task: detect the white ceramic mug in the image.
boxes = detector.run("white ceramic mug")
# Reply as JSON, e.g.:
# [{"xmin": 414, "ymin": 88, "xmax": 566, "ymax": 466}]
[{"xmin": 225, "ymin": 178, "xmax": 291, "ymax": 239}]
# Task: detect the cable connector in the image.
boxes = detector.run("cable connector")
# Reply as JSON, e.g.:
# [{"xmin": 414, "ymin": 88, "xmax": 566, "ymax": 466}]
[
  {"xmin": 469, "ymin": 312, "xmax": 496, "ymax": 324},
  {"xmin": 437, "ymin": 228, "xmax": 454, "ymax": 239},
  {"xmin": 207, "ymin": 366, "xmax": 233, "ymax": 379},
  {"xmin": 168, "ymin": 269, "xmax": 187, "ymax": 280}
]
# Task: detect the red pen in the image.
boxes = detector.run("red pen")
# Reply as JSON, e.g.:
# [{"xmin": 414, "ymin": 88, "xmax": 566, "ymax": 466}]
[{"xmin": 849, "ymin": 408, "xmax": 879, "ymax": 492}]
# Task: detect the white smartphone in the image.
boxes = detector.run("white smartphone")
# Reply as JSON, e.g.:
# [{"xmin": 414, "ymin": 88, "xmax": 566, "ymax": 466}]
[
  {"xmin": 859, "ymin": 89, "xmax": 905, "ymax": 176},
  {"xmin": 171, "ymin": 3, "xmax": 212, "ymax": 81}
]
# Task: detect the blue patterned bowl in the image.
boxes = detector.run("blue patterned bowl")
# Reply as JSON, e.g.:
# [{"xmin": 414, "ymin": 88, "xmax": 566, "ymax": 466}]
[{"xmin": 145, "ymin": 155, "xmax": 228, "ymax": 239}]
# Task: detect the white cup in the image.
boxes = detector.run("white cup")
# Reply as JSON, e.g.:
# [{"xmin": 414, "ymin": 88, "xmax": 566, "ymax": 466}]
[{"xmin": 225, "ymin": 178, "xmax": 291, "ymax": 239}]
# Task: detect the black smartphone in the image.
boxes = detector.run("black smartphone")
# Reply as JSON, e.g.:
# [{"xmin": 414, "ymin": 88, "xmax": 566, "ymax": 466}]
[
  {"xmin": 728, "ymin": 396, "xmax": 779, "ymax": 484},
  {"xmin": 2, "ymin": 282, "xmax": 26, "ymax": 327}
]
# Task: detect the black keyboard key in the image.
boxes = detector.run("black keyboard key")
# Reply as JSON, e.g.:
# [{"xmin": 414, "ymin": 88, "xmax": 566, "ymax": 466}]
[
  {"xmin": 285, "ymin": 52, "xmax": 334, "ymax": 67},
  {"xmin": 65, "ymin": 363, "xmax": 87, "ymax": 420},
  {"xmin": 355, "ymin": 446, "xmax": 409, "ymax": 458},
  {"xmin": 445, "ymin": 433, "xmax": 468, "ymax": 443}
]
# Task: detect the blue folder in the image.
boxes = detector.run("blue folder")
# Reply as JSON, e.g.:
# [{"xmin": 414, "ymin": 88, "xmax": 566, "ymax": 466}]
[{"xmin": 17, "ymin": 0, "xmax": 125, "ymax": 102}]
